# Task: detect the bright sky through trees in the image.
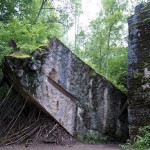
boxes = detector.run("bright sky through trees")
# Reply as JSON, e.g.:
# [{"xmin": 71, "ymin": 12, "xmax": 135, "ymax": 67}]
[
  {"xmin": 80, "ymin": 0, "xmax": 100, "ymax": 27},
  {"xmin": 67, "ymin": 0, "xmax": 101, "ymax": 41}
]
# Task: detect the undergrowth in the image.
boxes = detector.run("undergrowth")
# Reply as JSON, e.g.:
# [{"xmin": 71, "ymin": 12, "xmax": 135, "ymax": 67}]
[
  {"xmin": 76, "ymin": 132, "xmax": 113, "ymax": 144},
  {"xmin": 121, "ymin": 126, "xmax": 150, "ymax": 150}
]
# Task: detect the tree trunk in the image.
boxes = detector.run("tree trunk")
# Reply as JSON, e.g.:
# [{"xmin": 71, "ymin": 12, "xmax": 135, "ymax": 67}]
[
  {"xmin": 105, "ymin": 25, "xmax": 112, "ymax": 76},
  {"xmin": 35, "ymin": 0, "xmax": 48, "ymax": 22}
]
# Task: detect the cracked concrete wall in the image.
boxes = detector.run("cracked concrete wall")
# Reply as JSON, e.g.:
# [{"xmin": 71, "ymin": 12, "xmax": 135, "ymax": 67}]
[
  {"xmin": 6, "ymin": 38, "xmax": 128, "ymax": 140},
  {"xmin": 5, "ymin": 56, "xmax": 77, "ymax": 135},
  {"xmin": 128, "ymin": 3, "xmax": 150, "ymax": 139},
  {"xmin": 37, "ymin": 38, "xmax": 127, "ymax": 139}
]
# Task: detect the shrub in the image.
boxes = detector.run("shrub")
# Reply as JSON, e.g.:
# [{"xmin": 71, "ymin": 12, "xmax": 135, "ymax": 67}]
[{"xmin": 121, "ymin": 126, "xmax": 150, "ymax": 150}]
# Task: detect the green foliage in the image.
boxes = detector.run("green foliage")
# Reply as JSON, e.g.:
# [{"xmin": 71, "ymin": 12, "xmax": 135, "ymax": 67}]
[
  {"xmin": 76, "ymin": 134, "xmax": 84, "ymax": 142},
  {"xmin": 0, "ymin": 18, "xmax": 52, "ymax": 53},
  {"xmin": 74, "ymin": 0, "xmax": 128, "ymax": 92},
  {"xmin": 121, "ymin": 126, "xmax": 150, "ymax": 150},
  {"xmin": 0, "ymin": 0, "xmax": 70, "ymax": 56},
  {"xmin": 0, "ymin": 0, "xmax": 37, "ymax": 22},
  {"xmin": 0, "ymin": 0, "xmax": 69, "ymax": 100},
  {"xmin": 107, "ymin": 47, "xmax": 127, "ymax": 92},
  {"xmin": 0, "ymin": 0, "xmax": 82, "ymax": 58},
  {"xmin": 76, "ymin": 132, "xmax": 112, "ymax": 144},
  {"xmin": 71, "ymin": 0, "xmax": 82, "ymax": 16},
  {"xmin": 1, "ymin": 19, "xmax": 62, "ymax": 52}
]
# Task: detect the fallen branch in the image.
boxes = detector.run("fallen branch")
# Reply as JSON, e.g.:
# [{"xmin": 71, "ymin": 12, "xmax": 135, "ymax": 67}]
[
  {"xmin": 5, "ymin": 124, "xmax": 41, "ymax": 145},
  {"xmin": 0, "ymin": 85, "xmax": 13, "ymax": 109},
  {"xmin": 48, "ymin": 124, "xmax": 58, "ymax": 134},
  {"xmin": 5, "ymin": 98, "xmax": 28, "ymax": 138}
]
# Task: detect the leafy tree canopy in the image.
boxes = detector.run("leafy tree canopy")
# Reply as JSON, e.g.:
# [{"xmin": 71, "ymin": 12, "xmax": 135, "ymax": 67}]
[{"xmin": 0, "ymin": 0, "xmax": 75, "ymax": 59}]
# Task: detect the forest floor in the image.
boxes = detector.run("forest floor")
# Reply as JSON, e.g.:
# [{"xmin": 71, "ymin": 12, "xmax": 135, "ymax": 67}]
[{"xmin": 0, "ymin": 143, "xmax": 121, "ymax": 150}]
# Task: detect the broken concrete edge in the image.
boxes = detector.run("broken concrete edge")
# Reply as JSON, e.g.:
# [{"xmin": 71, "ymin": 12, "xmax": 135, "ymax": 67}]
[
  {"xmin": 3, "ymin": 38, "xmax": 126, "ymax": 96},
  {"xmin": 128, "ymin": 2, "xmax": 150, "ymax": 27},
  {"xmin": 50, "ymin": 38, "xmax": 127, "ymax": 95},
  {"xmin": 2, "ymin": 59, "xmax": 74, "ymax": 136}
]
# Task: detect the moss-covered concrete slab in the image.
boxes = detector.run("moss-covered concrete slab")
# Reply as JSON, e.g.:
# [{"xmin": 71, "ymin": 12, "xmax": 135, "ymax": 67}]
[{"xmin": 4, "ymin": 38, "xmax": 128, "ymax": 140}]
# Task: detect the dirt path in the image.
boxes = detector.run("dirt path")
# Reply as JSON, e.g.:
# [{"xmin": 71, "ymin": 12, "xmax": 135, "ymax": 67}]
[{"xmin": 0, "ymin": 143, "xmax": 121, "ymax": 150}]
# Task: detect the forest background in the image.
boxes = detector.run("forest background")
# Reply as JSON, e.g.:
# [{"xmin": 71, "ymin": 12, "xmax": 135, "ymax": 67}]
[{"xmin": 0, "ymin": 0, "xmax": 148, "ymax": 100}]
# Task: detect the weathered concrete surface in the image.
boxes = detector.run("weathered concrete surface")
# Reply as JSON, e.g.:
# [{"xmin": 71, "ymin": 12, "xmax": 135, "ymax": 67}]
[
  {"xmin": 5, "ymin": 38, "xmax": 128, "ymax": 140},
  {"xmin": 5, "ymin": 56, "xmax": 77, "ymax": 136},
  {"xmin": 128, "ymin": 3, "xmax": 150, "ymax": 139}
]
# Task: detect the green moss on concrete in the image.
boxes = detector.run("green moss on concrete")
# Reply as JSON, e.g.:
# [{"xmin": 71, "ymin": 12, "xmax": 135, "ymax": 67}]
[
  {"xmin": 134, "ymin": 72, "xmax": 143, "ymax": 79},
  {"xmin": 7, "ymin": 52, "xmax": 31, "ymax": 59},
  {"xmin": 140, "ymin": 17, "xmax": 150, "ymax": 23},
  {"xmin": 130, "ymin": 17, "xmax": 150, "ymax": 27},
  {"xmin": 89, "ymin": 70, "xmax": 97, "ymax": 78}
]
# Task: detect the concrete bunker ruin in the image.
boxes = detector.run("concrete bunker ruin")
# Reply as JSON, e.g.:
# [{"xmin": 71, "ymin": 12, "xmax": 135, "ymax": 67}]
[
  {"xmin": 128, "ymin": 2, "xmax": 150, "ymax": 140},
  {"xmin": 0, "ymin": 38, "xmax": 128, "ymax": 145},
  {"xmin": 0, "ymin": 2, "xmax": 150, "ymax": 145}
]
